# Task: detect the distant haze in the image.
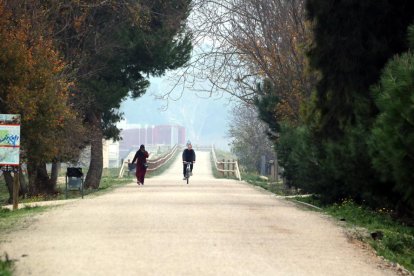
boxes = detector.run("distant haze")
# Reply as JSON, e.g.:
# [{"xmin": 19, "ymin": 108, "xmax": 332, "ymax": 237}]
[{"xmin": 120, "ymin": 77, "xmax": 235, "ymax": 150}]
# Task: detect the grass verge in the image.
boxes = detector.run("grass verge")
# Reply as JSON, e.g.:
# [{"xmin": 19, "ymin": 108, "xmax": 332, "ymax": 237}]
[
  {"xmin": 0, "ymin": 206, "xmax": 49, "ymax": 233},
  {"xmin": 242, "ymin": 172, "xmax": 303, "ymax": 196},
  {"xmin": 20, "ymin": 176, "xmax": 132, "ymax": 203},
  {"xmin": 0, "ymin": 168, "xmax": 133, "ymax": 205},
  {"xmin": 293, "ymin": 196, "xmax": 414, "ymax": 274},
  {"xmin": 0, "ymin": 253, "xmax": 13, "ymax": 276}
]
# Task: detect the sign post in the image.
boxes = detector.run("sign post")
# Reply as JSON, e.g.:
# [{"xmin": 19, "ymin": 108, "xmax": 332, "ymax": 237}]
[
  {"xmin": 0, "ymin": 114, "xmax": 21, "ymax": 210},
  {"xmin": 13, "ymin": 172, "xmax": 20, "ymax": 210}
]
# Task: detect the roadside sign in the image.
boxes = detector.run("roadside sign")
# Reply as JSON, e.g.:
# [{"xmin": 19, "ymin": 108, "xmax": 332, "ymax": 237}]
[
  {"xmin": 0, "ymin": 114, "xmax": 20, "ymax": 166},
  {"xmin": 0, "ymin": 114, "xmax": 21, "ymax": 210}
]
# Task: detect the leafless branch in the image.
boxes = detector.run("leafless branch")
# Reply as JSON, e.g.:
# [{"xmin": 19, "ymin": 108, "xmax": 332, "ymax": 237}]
[{"xmin": 162, "ymin": 0, "xmax": 316, "ymax": 123}]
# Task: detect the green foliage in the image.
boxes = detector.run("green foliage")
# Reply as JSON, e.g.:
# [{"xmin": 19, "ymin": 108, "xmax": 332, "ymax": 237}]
[
  {"xmin": 0, "ymin": 178, "xmax": 9, "ymax": 205},
  {"xmin": 254, "ymin": 79, "xmax": 281, "ymax": 142},
  {"xmin": 0, "ymin": 3, "xmax": 79, "ymax": 165},
  {"xmin": 276, "ymin": 120, "xmax": 397, "ymax": 207},
  {"xmin": 0, "ymin": 253, "xmax": 13, "ymax": 276},
  {"xmin": 276, "ymin": 124, "xmax": 319, "ymax": 190},
  {"xmin": 0, "ymin": 206, "xmax": 48, "ymax": 233},
  {"xmin": 73, "ymin": 0, "xmax": 193, "ymax": 141},
  {"xmin": 316, "ymin": 124, "xmax": 390, "ymax": 205},
  {"xmin": 369, "ymin": 44, "xmax": 414, "ymax": 209},
  {"xmin": 51, "ymin": 0, "xmax": 193, "ymax": 188},
  {"xmin": 290, "ymin": 1, "xmax": 414, "ymax": 217},
  {"xmin": 306, "ymin": 0, "xmax": 414, "ymax": 138}
]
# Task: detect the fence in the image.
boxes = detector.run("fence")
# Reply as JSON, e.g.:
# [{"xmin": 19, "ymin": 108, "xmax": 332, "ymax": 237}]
[
  {"xmin": 146, "ymin": 144, "xmax": 178, "ymax": 172},
  {"xmin": 118, "ymin": 144, "xmax": 178, "ymax": 178},
  {"xmin": 211, "ymin": 146, "xmax": 241, "ymax": 181}
]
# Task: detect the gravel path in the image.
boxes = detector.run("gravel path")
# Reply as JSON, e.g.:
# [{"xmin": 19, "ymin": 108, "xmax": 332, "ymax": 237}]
[{"xmin": 1, "ymin": 152, "xmax": 397, "ymax": 275}]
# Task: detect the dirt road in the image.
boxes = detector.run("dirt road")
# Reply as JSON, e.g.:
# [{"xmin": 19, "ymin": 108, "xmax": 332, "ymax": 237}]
[{"xmin": 1, "ymin": 152, "xmax": 396, "ymax": 275}]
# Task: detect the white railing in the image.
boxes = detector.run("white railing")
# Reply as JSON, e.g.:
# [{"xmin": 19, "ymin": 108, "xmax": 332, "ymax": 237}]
[
  {"xmin": 118, "ymin": 151, "xmax": 136, "ymax": 178},
  {"xmin": 118, "ymin": 145, "xmax": 178, "ymax": 178},
  {"xmin": 211, "ymin": 145, "xmax": 241, "ymax": 181},
  {"xmin": 146, "ymin": 144, "xmax": 178, "ymax": 172}
]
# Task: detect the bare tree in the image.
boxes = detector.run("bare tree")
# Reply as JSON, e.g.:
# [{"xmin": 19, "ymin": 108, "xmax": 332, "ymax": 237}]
[
  {"xmin": 167, "ymin": 0, "xmax": 315, "ymax": 124},
  {"xmin": 228, "ymin": 103, "xmax": 274, "ymax": 172}
]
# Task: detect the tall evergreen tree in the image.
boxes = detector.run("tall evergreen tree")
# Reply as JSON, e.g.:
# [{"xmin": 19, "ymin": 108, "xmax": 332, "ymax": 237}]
[
  {"xmin": 369, "ymin": 25, "xmax": 414, "ymax": 211},
  {"xmin": 50, "ymin": 0, "xmax": 192, "ymax": 188},
  {"xmin": 254, "ymin": 79, "xmax": 281, "ymax": 143},
  {"xmin": 306, "ymin": 0, "xmax": 414, "ymax": 138},
  {"xmin": 277, "ymin": 0, "xmax": 414, "ymax": 208}
]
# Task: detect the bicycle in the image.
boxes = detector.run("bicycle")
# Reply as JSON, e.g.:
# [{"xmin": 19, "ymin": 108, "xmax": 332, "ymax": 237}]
[{"xmin": 183, "ymin": 161, "xmax": 192, "ymax": 184}]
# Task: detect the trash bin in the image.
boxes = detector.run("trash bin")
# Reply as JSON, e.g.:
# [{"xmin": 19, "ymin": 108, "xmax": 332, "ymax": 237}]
[{"xmin": 65, "ymin": 167, "xmax": 84, "ymax": 199}]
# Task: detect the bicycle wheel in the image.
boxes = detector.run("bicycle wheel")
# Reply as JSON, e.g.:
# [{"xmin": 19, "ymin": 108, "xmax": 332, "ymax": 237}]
[{"xmin": 186, "ymin": 165, "xmax": 190, "ymax": 184}]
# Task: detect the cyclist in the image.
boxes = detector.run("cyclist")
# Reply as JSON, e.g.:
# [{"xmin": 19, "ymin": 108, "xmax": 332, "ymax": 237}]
[{"xmin": 182, "ymin": 140, "xmax": 196, "ymax": 180}]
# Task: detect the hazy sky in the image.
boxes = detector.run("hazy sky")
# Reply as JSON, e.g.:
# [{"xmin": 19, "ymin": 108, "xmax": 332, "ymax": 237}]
[
  {"xmin": 120, "ymin": 77, "xmax": 237, "ymax": 150},
  {"xmin": 119, "ymin": 5, "xmax": 244, "ymax": 151}
]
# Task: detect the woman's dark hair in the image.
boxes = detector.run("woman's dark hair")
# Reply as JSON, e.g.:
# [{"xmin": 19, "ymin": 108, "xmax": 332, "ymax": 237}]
[{"xmin": 140, "ymin": 144, "xmax": 145, "ymax": 149}]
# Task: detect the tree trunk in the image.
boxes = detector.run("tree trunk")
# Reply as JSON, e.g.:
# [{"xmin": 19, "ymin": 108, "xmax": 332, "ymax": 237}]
[
  {"xmin": 27, "ymin": 161, "xmax": 37, "ymax": 195},
  {"xmin": 36, "ymin": 162, "xmax": 53, "ymax": 193},
  {"xmin": 19, "ymin": 169, "xmax": 28, "ymax": 196},
  {"xmin": 26, "ymin": 161, "xmax": 54, "ymax": 194},
  {"xmin": 50, "ymin": 161, "xmax": 60, "ymax": 190},
  {"xmin": 84, "ymin": 113, "xmax": 103, "ymax": 189},
  {"xmin": 3, "ymin": 170, "xmax": 26, "ymax": 204},
  {"xmin": 3, "ymin": 171, "xmax": 13, "ymax": 204}
]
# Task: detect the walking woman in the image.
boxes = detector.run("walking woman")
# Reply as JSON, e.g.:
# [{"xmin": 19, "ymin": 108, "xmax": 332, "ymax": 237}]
[{"xmin": 131, "ymin": 144, "xmax": 149, "ymax": 185}]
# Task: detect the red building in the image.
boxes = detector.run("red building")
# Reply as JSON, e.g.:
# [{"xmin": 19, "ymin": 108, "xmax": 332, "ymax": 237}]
[{"xmin": 119, "ymin": 125, "xmax": 185, "ymax": 158}]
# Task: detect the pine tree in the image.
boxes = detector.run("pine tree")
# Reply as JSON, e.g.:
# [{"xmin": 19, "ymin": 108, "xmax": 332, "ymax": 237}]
[
  {"xmin": 50, "ymin": 0, "xmax": 193, "ymax": 188},
  {"xmin": 254, "ymin": 79, "xmax": 281, "ymax": 143},
  {"xmin": 370, "ymin": 25, "xmax": 414, "ymax": 210},
  {"xmin": 306, "ymin": 0, "xmax": 414, "ymax": 138}
]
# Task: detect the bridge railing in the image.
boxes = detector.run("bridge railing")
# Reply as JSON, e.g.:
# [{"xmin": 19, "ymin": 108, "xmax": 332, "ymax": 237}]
[
  {"xmin": 118, "ymin": 144, "xmax": 178, "ymax": 178},
  {"xmin": 211, "ymin": 145, "xmax": 241, "ymax": 181},
  {"xmin": 147, "ymin": 144, "xmax": 178, "ymax": 172}
]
